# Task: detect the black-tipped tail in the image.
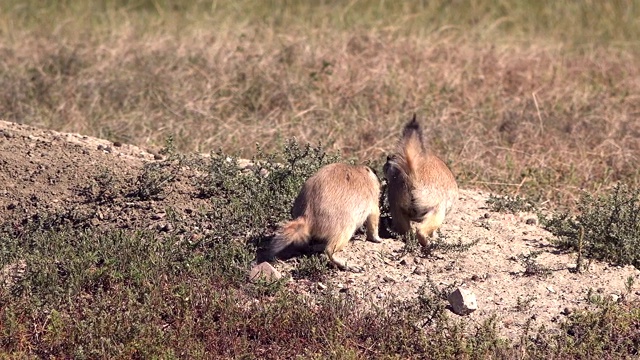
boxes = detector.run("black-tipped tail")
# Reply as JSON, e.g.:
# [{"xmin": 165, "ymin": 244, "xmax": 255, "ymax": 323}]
[{"xmin": 402, "ymin": 113, "xmax": 423, "ymax": 143}]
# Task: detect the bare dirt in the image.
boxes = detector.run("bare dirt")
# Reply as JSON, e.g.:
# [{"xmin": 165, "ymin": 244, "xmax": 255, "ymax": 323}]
[
  {"xmin": 2, "ymin": 120, "xmax": 639, "ymax": 340},
  {"xmin": 0, "ymin": 119, "xmax": 219, "ymax": 238}
]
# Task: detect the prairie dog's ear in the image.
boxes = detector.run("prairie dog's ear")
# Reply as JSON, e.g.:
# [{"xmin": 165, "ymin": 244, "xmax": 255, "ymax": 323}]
[{"xmin": 383, "ymin": 155, "xmax": 397, "ymax": 177}]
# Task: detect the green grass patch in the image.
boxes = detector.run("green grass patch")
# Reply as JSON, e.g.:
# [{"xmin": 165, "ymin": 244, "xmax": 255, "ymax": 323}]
[{"xmin": 542, "ymin": 184, "xmax": 640, "ymax": 269}]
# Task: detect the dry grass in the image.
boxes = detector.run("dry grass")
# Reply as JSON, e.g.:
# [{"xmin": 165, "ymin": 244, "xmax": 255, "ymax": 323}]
[{"xmin": 1, "ymin": 0, "xmax": 640, "ymax": 207}]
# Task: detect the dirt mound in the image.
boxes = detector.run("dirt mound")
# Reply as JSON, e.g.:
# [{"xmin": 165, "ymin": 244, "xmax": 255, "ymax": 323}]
[
  {"xmin": 1, "ymin": 120, "xmax": 639, "ymax": 340},
  {"xmin": 0, "ymin": 120, "xmax": 215, "ymax": 235}
]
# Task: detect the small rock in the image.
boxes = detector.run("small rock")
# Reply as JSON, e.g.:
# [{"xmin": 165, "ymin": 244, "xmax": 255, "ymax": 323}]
[
  {"xmin": 97, "ymin": 144, "xmax": 105, "ymax": 151},
  {"xmin": 317, "ymin": 282, "xmax": 327, "ymax": 290},
  {"xmin": 448, "ymin": 287, "xmax": 478, "ymax": 315},
  {"xmin": 413, "ymin": 267, "xmax": 425, "ymax": 275},
  {"xmin": 399, "ymin": 258, "xmax": 408, "ymax": 266},
  {"xmin": 151, "ymin": 213, "xmax": 165, "ymax": 220},
  {"xmin": 546, "ymin": 286, "xmax": 556, "ymax": 293},
  {"xmin": 113, "ymin": 141, "xmax": 123, "ymax": 147},
  {"xmin": 1, "ymin": 259, "xmax": 27, "ymax": 288},
  {"xmin": 610, "ymin": 293, "xmax": 620, "ymax": 303},
  {"xmin": 525, "ymin": 218, "xmax": 537, "ymax": 225},
  {"xmin": 483, "ymin": 213, "xmax": 491, "ymax": 219},
  {"xmin": 561, "ymin": 307, "xmax": 572, "ymax": 316},
  {"xmin": 376, "ymin": 293, "xmax": 384, "ymax": 299},
  {"xmin": 7, "ymin": 203, "xmax": 17, "ymax": 210},
  {"xmin": 383, "ymin": 275, "xmax": 396, "ymax": 283},
  {"xmin": 248, "ymin": 262, "xmax": 281, "ymax": 282},
  {"xmin": 471, "ymin": 274, "xmax": 480, "ymax": 281},
  {"xmin": 158, "ymin": 223, "xmax": 173, "ymax": 232}
]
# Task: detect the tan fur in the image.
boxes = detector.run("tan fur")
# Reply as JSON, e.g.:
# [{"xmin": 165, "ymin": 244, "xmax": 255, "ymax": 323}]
[
  {"xmin": 384, "ymin": 114, "xmax": 458, "ymax": 246},
  {"xmin": 270, "ymin": 163, "xmax": 386, "ymax": 271}
]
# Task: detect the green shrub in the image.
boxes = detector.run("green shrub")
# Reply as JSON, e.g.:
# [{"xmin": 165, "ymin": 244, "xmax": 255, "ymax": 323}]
[
  {"xmin": 487, "ymin": 194, "xmax": 537, "ymax": 214},
  {"xmin": 542, "ymin": 184, "xmax": 640, "ymax": 269},
  {"xmin": 198, "ymin": 139, "xmax": 340, "ymax": 244}
]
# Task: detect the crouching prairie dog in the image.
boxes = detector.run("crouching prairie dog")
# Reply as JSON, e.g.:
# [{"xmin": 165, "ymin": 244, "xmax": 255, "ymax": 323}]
[
  {"xmin": 383, "ymin": 114, "xmax": 458, "ymax": 247},
  {"xmin": 269, "ymin": 163, "xmax": 387, "ymax": 272}
]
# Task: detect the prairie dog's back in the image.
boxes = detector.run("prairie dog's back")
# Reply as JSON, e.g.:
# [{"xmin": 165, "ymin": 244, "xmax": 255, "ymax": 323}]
[
  {"xmin": 293, "ymin": 163, "xmax": 380, "ymax": 235},
  {"xmin": 270, "ymin": 162, "xmax": 386, "ymax": 271}
]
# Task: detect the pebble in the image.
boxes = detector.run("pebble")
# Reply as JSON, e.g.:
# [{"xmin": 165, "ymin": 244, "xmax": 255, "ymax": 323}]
[
  {"xmin": 383, "ymin": 275, "xmax": 396, "ymax": 283},
  {"xmin": 151, "ymin": 213, "xmax": 165, "ymax": 220}
]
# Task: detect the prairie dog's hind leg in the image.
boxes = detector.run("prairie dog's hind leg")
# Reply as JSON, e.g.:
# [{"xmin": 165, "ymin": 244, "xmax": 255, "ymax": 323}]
[
  {"xmin": 365, "ymin": 206, "xmax": 388, "ymax": 243},
  {"xmin": 325, "ymin": 231, "xmax": 362, "ymax": 272}
]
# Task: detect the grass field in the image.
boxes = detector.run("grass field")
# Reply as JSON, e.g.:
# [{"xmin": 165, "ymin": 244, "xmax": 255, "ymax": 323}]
[
  {"xmin": 1, "ymin": 1, "xmax": 640, "ymax": 358},
  {"xmin": 2, "ymin": 0, "xmax": 640, "ymax": 205}
]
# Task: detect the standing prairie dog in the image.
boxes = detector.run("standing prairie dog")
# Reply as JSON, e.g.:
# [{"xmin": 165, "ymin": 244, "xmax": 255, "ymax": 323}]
[
  {"xmin": 383, "ymin": 114, "xmax": 458, "ymax": 247},
  {"xmin": 269, "ymin": 163, "xmax": 386, "ymax": 272}
]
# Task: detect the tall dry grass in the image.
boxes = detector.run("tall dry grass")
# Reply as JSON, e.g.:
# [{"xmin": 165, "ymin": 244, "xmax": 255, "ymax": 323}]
[{"xmin": 1, "ymin": 0, "xmax": 639, "ymax": 205}]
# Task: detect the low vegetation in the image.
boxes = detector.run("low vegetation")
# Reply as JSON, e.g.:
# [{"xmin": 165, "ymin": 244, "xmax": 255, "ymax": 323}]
[
  {"xmin": 487, "ymin": 194, "xmax": 537, "ymax": 214},
  {"xmin": 1, "ymin": 143, "xmax": 639, "ymax": 358},
  {"xmin": 542, "ymin": 184, "xmax": 640, "ymax": 269}
]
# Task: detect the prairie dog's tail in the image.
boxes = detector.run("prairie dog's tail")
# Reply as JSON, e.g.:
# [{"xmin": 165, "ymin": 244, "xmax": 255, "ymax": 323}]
[
  {"xmin": 269, "ymin": 216, "xmax": 311, "ymax": 259},
  {"xmin": 393, "ymin": 113, "xmax": 426, "ymax": 182}
]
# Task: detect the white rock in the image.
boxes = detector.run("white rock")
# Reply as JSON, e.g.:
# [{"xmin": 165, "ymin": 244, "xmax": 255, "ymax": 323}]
[
  {"xmin": 248, "ymin": 262, "xmax": 281, "ymax": 283},
  {"xmin": 448, "ymin": 287, "xmax": 478, "ymax": 315}
]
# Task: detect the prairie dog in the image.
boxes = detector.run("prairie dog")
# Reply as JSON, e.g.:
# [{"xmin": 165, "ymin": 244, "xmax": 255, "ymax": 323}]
[
  {"xmin": 383, "ymin": 114, "xmax": 458, "ymax": 247},
  {"xmin": 270, "ymin": 163, "xmax": 386, "ymax": 272}
]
